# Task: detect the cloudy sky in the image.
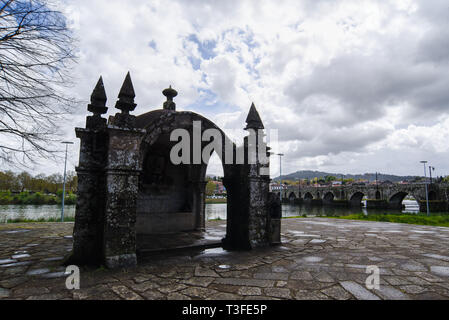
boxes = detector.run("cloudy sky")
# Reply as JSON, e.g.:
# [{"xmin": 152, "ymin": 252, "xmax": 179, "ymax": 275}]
[{"xmin": 30, "ymin": 0, "xmax": 449, "ymax": 178}]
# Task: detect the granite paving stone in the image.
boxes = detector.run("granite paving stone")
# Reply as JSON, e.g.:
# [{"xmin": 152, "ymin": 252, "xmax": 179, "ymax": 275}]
[{"xmin": 0, "ymin": 218, "xmax": 448, "ymax": 300}]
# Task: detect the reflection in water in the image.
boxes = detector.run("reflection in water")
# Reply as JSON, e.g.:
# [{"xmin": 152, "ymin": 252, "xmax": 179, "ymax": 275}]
[
  {"xmin": 281, "ymin": 200, "xmax": 419, "ymax": 218},
  {"xmin": 205, "ymin": 203, "xmax": 227, "ymax": 221},
  {"xmin": 0, "ymin": 205, "xmax": 76, "ymax": 222},
  {"xmin": 205, "ymin": 200, "xmax": 419, "ymax": 221},
  {"xmin": 0, "ymin": 200, "xmax": 420, "ymax": 223}
]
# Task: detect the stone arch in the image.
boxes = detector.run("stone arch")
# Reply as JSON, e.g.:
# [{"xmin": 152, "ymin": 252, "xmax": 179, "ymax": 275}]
[
  {"xmin": 316, "ymin": 192, "xmax": 321, "ymax": 199},
  {"xmin": 323, "ymin": 191, "xmax": 334, "ymax": 205},
  {"xmin": 350, "ymin": 192, "xmax": 364, "ymax": 207},
  {"xmin": 304, "ymin": 192, "xmax": 313, "ymax": 200},
  {"xmin": 375, "ymin": 190, "xmax": 381, "ymax": 200},
  {"xmin": 136, "ymin": 110, "xmax": 237, "ymax": 236},
  {"xmin": 388, "ymin": 192, "xmax": 408, "ymax": 210},
  {"xmin": 288, "ymin": 192, "xmax": 297, "ymax": 203}
]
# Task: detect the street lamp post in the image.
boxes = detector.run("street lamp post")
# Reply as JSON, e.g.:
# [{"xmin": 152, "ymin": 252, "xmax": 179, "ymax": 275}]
[
  {"xmin": 277, "ymin": 153, "xmax": 284, "ymax": 201},
  {"xmin": 429, "ymin": 166, "xmax": 434, "ymax": 184},
  {"xmin": 420, "ymin": 161, "xmax": 430, "ymax": 217},
  {"xmin": 61, "ymin": 141, "xmax": 74, "ymax": 222}
]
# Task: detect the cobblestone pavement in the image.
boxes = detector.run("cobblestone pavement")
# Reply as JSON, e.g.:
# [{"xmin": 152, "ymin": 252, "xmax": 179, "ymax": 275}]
[{"xmin": 1, "ymin": 218, "xmax": 449, "ymax": 300}]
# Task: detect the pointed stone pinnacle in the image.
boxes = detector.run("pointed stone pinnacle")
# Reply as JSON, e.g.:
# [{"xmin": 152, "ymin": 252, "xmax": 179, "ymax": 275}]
[
  {"xmin": 118, "ymin": 72, "xmax": 135, "ymax": 99},
  {"xmin": 88, "ymin": 76, "xmax": 108, "ymax": 116},
  {"xmin": 90, "ymin": 76, "xmax": 107, "ymax": 105},
  {"xmin": 245, "ymin": 102, "xmax": 264, "ymax": 130},
  {"xmin": 115, "ymin": 72, "xmax": 137, "ymax": 114}
]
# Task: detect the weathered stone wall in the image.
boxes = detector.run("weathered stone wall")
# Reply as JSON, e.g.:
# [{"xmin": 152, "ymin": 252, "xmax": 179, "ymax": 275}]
[
  {"xmin": 103, "ymin": 124, "xmax": 145, "ymax": 268},
  {"xmin": 70, "ymin": 127, "xmax": 108, "ymax": 265}
]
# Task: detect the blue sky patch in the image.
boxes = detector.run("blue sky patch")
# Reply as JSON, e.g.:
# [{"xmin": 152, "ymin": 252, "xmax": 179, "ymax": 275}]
[{"xmin": 187, "ymin": 34, "xmax": 217, "ymax": 60}]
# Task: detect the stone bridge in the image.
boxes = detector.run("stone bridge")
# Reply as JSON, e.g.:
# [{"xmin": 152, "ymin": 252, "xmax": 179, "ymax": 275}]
[{"xmin": 279, "ymin": 183, "xmax": 449, "ymax": 212}]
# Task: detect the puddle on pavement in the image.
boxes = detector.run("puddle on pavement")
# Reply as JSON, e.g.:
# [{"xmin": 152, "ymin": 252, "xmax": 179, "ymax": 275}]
[
  {"xmin": 309, "ymin": 239, "xmax": 326, "ymax": 244},
  {"xmin": 42, "ymin": 256, "xmax": 64, "ymax": 262},
  {"xmin": 26, "ymin": 244, "xmax": 39, "ymax": 247},
  {"xmin": 422, "ymin": 253, "xmax": 449, "ymax": 261},
  {"xmin": 26, "ymin": 268, "xmax": 50, "ymax": 276},
  {"xmin": 303, "ymin": 256, "xmax": 324, "ymax": 263},
  {"xmin": 194, "ymin": 247, "xmax": 229, "ymax": 258},
  {"xmin": 3, "ymin": 229, "xmax": 31, "ymax": 234},
  {"xmin": 0, "ymin": 259, "xmax": 16, "ymax": 265},
  {"xmin": 411, "ymin": 230, "xmax": 435, "ymax": 234},
  {"xmin": 41, "ymin": 271, "xmax": 67, "ymax": 278},
  {"xmin": 430, "ymin": 266, "xmax": 449, "ymax": 277},
  {"xmin": 11, "ymin": 254, "xmax": 31, "ymax": 259},
  {"xmin": 0, "ymin": 261, "xmax": 32, "ymax": 268},
  {"xmin": 203, "ymin": 235, "xmax": 223, "ymax": 241}
]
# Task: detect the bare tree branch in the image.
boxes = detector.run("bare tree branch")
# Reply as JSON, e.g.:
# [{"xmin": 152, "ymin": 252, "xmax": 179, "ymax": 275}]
[{"xmin": 0, "ymin": 0, "xmax": 76, "ymax": 168}]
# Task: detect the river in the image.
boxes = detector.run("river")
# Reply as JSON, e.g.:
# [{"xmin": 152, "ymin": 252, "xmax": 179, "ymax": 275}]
[{"xmin": 0, "ymin": 200, "xmax": 419, "ymax": 222}]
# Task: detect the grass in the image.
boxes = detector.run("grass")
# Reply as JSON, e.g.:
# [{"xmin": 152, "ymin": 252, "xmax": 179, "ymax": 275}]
[
  {"xmin": 283, "ymin": 213, "xmax": 449, "ymax": 227},
  {"xmin": 205, "ymin": 198, "xmax": 227, "ymax": 204},
  {"xmin": 330, "ymin": 213, "xmax": 449, "ymax": 227}
]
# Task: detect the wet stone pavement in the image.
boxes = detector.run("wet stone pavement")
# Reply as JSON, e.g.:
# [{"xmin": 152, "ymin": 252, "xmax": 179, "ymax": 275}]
[{"xmin": 1, "ymin": 218, "xmax": 449, "ymax": 300}]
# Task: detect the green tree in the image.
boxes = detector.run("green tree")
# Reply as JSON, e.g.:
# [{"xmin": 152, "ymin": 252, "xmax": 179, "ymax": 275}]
[{"xmin": 205, "ymin": 181, "xmax": 216, "ymax": 196}]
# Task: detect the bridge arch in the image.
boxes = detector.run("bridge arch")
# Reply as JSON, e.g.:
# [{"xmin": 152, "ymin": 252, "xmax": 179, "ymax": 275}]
[
  {"xmin": 304, "ymin": 192, "xmax": 313, "ymax": 200},
  {"xmin": 388, "ymin": 192, "xmax": 411, "ymax": 210},
  {"xmin": 288, "ymin": 192, "xmax": 297, "ymax": 203},
  {"xmin": 375, "ymin": 190, "xmax": 381, "ymax": 200},
  {"xmin": 349, "ymin": 192, "xmax": 364, "ymax": 207},
  {"xmin": 323, "ymin": 192, "xmax": 334, "ymax": 205}
]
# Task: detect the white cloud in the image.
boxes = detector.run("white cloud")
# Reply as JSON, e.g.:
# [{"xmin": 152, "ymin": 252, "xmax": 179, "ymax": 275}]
[{"xmin": 6, "ymin": 0, "xmax": 449, "ymax": 178}]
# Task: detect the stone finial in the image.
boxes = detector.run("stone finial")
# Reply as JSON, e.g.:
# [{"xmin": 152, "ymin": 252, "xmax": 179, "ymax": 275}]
[
  {"xmin": 245, "ymin": 102, "xmax": 264, "ymax": 130},
  {"xmin": 162, "ymin": 85, "xmax": 177, "ymax": 111},
  {"xmin": 86, "ymin": 76, "xmax": 108, "ymax": 129},
  {"xmin": 115, "ymin": 72, "xmax": 137, "ymax": 114},
  {"xmin": 87, "ymin": 76, "xmax": 108, "ymax": 116}
]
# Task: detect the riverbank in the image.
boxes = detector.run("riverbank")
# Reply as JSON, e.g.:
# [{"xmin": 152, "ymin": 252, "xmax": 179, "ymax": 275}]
[
  {"xmin": 205, "ymin": 198, "xmax": 227, "ymax": 204},
  {"xmin": 331, "ymin": 213, "xmax": 449, "ymax": 227},
  {"xmin": 0, "ymin": 191, "xmax": 76, "ymax": 205},
  {"xmin": 1, "ymin": 216, "xmax": 76, "ymax": 223},
  {"xmin": 284, "ymin": 213, "xmax": 449, "ymax": 228}
]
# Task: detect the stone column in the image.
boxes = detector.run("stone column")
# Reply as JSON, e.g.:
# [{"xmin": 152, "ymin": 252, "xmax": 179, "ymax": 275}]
[
  {"xmin": 193, "ymin": 181, "xmax": 208, "ymax": 231},
  {"xmin": 68, "ymin": 77, "xmax": 109, "ymax": 265},
  {"xmin": 223, "ymin": 102, "xmax": 275, "ymax": 249},
  {"xmin": 102, "ymin": 72, "xmax": 145, "ymax": 268},
  {"xmin": 247, "ymin": 175, "xmax": 271, "ymax": 248}
]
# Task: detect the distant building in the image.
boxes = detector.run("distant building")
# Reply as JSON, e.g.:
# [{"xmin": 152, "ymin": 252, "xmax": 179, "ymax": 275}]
[
  {"xmin": 209, "ymin": 180, "xmax": 226, "ymax": 194},
  {"xmin": 270, "ymin": 183, "xmax": 287, "ymax": 192}
]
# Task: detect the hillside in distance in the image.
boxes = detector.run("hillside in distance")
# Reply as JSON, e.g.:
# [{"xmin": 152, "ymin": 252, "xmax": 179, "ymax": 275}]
[{"xmin": 275, "ymin": 170, "xmax": 418, "ymax": 182}]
